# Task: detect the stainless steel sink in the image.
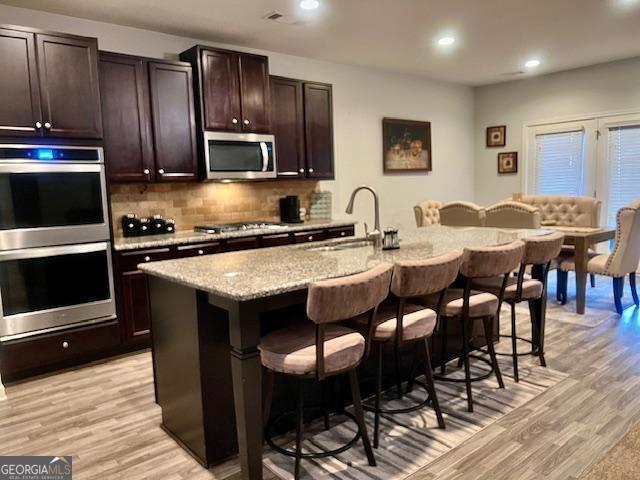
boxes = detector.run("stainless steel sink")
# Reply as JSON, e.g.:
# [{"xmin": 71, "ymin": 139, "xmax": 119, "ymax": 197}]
[{"xmin": 306, "ymin": 240, "xmax": 374, "ymax": 252}]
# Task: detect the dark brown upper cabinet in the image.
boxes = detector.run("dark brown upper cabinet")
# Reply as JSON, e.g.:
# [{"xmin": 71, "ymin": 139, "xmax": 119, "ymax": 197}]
[
  {"xmin": 180, "ymin": 46, "xmax": 271, "ymax": 134},
  {"xmin": 0, "ymin": 26, "xmax": 103, "ymax": 139},
  {"xmin": 270, "ymin": 76, "xmax": 335, "ymax": 180},
  {"xmin": 148, "ymin": 61, "xmax": 198, "ymax": 182},
  {"xmin": 99, "ymin": 52, "xmax": 198, "ymax": 183},
  {"xmin": 99, "ymin": 53, "xmax": 154, "ymax": 182},
  {"xmin": 270, "ymin": 76, "xmax": 305, "ymax": 178}
]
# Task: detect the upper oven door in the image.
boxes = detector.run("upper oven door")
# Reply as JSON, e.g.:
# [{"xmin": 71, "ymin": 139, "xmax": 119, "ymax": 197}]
[
  {"xmin": 204, "ymin": 132, "xmax": 276, "ymax": 180},
  {"xmin": 0, "ymin": 242, "xmax": 116, "ymax": 339},
  {"xmin": 0, "ymin": 162, "xmax": 110, "ymax": 250}
]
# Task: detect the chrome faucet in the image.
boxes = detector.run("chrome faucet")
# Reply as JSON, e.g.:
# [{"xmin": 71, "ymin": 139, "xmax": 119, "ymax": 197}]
[{"xmin": 345, "ymin": 185, "xmax": 382, "ymax": 249}]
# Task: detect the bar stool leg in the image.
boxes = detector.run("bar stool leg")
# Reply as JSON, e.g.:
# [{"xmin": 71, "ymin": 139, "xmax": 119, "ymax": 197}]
[
  {"xmin": 510, "ymin": 303, "xmax": 519, "ymax": 383},
  {"xmin": 348, "ymin": 369, "xmax": 377, "ymax": 466},
  {"xmin": 406, "ymin": 343, "xmax": 420, "ymax": 394},
  {"xmin": 394, "ymin": 340, "xmax": 403, "ymax": 400},
  {"xmin": 373, "ymin": 343, "xmax": 382, "ymax": 449},
  {"xmin": 423, "ymin": 338, "xmax": 445, "ymax": 428},
  {"xmin": 263, "ymin": 369, "xmax": 275, "ymax": 430},
  {"xmin": 294, "ymin": 379, "xmax": 304, "ymax": 479},
  {"xmin": 440, "ymin": 319, "xmax": 448, "ymax": 375},
  {"xmin": 461, "ymin": 316, "xmax": 473, "ymax": 412},
  {"xmin": 482, "ymin": 316, "xmax": 505, "ymax": 389}
]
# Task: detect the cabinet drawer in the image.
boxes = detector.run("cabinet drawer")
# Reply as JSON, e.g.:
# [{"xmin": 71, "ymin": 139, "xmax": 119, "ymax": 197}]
[
  {"xmin": 293, "ymin": 230, "xmax": 327, "ymax": 244},
  {"xmin": 118, "ymin": 247, "xmax": 173, "ymax": 272},
  {"xmin": 0, "ymin": 321, "xmax": 120, "ymax": 377},
  {"xmin": 175, "ymin": 242, "xmax": 224, "ymax": 258},
  {"xmin": 326, "ymin": 226, "xmax": 355, "ymax": 239},
  {"xmin": 261, "ymin": 233, "xmax": 293, "ymax": 248},
  {"xmin": 226, "ymin": 236, "xmax": 259, "ymax": 251}
]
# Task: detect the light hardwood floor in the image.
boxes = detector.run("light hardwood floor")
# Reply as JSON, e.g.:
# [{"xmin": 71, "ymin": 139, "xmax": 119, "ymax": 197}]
[{"xmin": 1, "ymin": 278, "xmax": 638, "ymax": 479}]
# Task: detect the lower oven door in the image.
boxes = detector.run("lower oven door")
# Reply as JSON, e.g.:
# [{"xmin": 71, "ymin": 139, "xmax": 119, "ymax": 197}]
[{"xmin": 0, "ymin": 242, "xmax": 116, "ymax": 339}]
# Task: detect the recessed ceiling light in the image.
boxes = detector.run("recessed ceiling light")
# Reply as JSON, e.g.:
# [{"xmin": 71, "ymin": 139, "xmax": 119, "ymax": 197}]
[
  {"xmin": 525, "ymin": 59, "xmax": 541, "ymax": 68},
  {"xmin": 300, "ymin": 0, "xmax": 319, "ymax": 10},
  {"xmin": 437, "ymin": 36, "xmax": 456, "ymax": 46}
]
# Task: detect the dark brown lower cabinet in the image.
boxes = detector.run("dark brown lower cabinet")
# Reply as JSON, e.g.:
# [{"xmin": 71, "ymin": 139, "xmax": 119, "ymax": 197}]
[{"xmin": 121, "ymin": 271, "xmax": 152, "ymax": 340}]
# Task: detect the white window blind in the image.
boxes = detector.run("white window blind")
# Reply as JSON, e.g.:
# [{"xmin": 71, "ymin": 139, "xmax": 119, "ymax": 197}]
[
  {"xmin": 534, "ymin": 130, "xmax": 586, "ymax": 195},
  {"xmin": 606, "ymin": 125, "xmax": 640, "ymax": 227}
]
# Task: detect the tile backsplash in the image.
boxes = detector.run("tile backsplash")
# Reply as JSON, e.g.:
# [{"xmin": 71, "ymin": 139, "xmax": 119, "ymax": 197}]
[{"xmin": 109, "ymin": 180, "xmax": 320, "ymax": 237}]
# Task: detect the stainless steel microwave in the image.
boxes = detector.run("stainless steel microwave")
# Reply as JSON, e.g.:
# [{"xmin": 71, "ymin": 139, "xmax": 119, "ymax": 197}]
[{"xmin": 203, "ymin": 131, "xmax": 276, "ymax": 181}]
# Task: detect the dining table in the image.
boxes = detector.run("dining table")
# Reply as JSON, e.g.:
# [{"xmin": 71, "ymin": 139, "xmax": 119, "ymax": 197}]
[{"xmin": 552, "ymin": 226, "xmax": 616, "ymax": 314}]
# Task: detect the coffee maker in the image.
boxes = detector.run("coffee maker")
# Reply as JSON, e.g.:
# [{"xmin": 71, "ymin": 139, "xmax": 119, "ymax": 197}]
[{"xmin": 279, "ymin": 195, "xmax": 302, "ymax": 223}]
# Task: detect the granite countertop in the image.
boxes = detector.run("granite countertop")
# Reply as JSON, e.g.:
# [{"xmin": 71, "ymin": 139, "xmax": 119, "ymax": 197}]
[
  {"xmin": 138, "ymin": 225, "xmax": 553, "ymax": 302},
  {"xmin": 113, "ymin": 219, "xmax": 356, "ymax": 251}
]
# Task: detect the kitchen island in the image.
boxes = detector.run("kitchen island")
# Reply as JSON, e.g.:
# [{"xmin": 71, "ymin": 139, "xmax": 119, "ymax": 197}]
[{"xmin": 139, "ymin": 225, "xmax": 551, "ymax": 480}]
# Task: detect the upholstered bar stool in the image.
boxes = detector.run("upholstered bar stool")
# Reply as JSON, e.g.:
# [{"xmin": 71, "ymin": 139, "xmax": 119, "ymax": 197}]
[
  {"xmin": 359, "ymin": 250, "xmax": 463, "ymax": 447},
  {"xmin": 427, "ymin": 240, "xmax": 525, "ymax": 412},
  {"xmin": 439, "ymin": 201, "xmax": 486, "ymax": 227},
  {"xmin": 473, "ymin": 232, "xmax": 564, "ymax": 380},
  {"xmin": 260, "ymin": 263, "xmax": 393, "ymax": 479}
]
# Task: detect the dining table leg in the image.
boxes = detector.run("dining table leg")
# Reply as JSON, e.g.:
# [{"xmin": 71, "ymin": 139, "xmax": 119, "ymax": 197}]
[
  {"xmin": 228, "ymin": 301, "xmax": 264, "ymax": 480},
  {"xmin": 574, "ymin": 237, "xmax": 589, "ymax": 315}
]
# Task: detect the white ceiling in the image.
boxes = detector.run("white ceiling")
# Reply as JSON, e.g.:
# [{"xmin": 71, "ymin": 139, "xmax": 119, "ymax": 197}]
[{"xmin": 3, "ymin": 0, "xmax": 640, "ymax": 85}]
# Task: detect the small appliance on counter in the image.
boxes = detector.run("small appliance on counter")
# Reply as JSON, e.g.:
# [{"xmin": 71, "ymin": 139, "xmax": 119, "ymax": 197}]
[
  {"xmin": 279, "ymin": 195, "xmax": 303, "ymax": 223},
  {"xmin": 121, "ymin": 214, "xmax": 175, "ymax": 237},
  {"xmin": 382, "ymin": 228, "xmax": 400, "ymax": 250}
]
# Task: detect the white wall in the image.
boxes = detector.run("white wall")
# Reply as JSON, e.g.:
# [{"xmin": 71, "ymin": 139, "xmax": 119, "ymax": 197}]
[
  {"xmin": 0, "ymin": 4, "xmax": 475, "ymax": 232},
  {"xmin": 474, "ymin": 57, "xmax": 640, "ymax": 206}
]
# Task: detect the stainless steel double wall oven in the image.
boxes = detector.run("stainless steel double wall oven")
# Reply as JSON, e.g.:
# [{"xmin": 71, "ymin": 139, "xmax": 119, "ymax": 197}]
[{"xmin": 0, "ymin": 145, "xmax": 115, "ymax": 339}]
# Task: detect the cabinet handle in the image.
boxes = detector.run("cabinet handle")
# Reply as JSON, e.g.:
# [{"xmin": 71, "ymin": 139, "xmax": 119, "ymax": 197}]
[
  {"xmin": 35, "ymin": 121, "xmax": 42, "ymax": 128},
  {"xmin": 143, "ymin": 168, "xmax": 150, "ymax": 175},
  {"xmin": 158, "ymin": 168, "xmax": 165, "ymax": 175},
  {"xmin": 232, "ymin": 118, "xmax": 238, "ymax": 124},
  {"xmin": 144, "ymin": 256, "xmax": 151, "ymax": 262},
  {"xmin": 308, "ymin": 168, "xmax": 314, "ymax": 173},
  {"xmin": 62, "ymin": 341, "xmax": 69, "ymax": 349},
  {"xmin": 299, "ymin": 168, "xmax": 305, "ymax": 173},
  {"xmin": 340, "ymin": 231, "xmax": 346, "ymax": 236},
  {"xmin": 308, "ymin": 235, "xmax": 313, "ymax": 241},
  {"xmin": 198, "ymin": 249, "xmax": 204, "ymax": 255},
  {"xmin": 243, "ymin": 119, "xmax": 250, "ymax": 125},
  {"xmin": 44, "ymin": 122, "xmax": 52, "ymax": 129}
]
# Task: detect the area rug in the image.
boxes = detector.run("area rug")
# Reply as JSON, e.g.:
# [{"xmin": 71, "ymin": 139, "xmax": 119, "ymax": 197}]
[
  {"xmin": 581, "ymin": 421, "xmax": 640, "ymax": 480},
  {"xmin": 264, "ymin": 359, "xmax": 568, "ymax": 480}
]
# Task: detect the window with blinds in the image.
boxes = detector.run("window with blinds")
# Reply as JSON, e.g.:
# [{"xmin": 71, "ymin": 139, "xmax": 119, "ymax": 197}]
[
  {"xmin": 534, "ymin": 130, "xmax": 586, "ymax": 195},
  {"xmin": 606, "ymin": 125, "xmax": 640, "ymax": 227}
]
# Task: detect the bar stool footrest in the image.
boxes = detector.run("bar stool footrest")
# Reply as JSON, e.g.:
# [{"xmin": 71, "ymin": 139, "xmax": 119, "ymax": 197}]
[
  {"xmin": 434, "ymin": 354, "xmax": 494, "ymax": 383},
  {"xmin": 265, "ymin": 408, "xmax": 361, "ymax": 459},
  {"xmin": 362, "ymin": 379, "xmax": 432, "ymax": 415},
  {"xmin": 478, "ymin": 334, "xmax": 535, "ymax": 357}
]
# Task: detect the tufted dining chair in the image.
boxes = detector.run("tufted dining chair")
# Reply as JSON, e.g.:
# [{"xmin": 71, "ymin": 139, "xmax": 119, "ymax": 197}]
[
  {"xmin": 414, "ymin": 200, "xmax": 443, "ymax": 227},
  {"xmin": 558, "ymin": 202, "xmax": 640, "ymax": 314},
  {"xmin": 439, "ymin": 201, "xmax": 486, "ymax": 227},
  {"xmin": 260, "ymin": 263, "xmax": 393, "ymax": 478},
  {"xmin": 485, "ymin": 201, "xmax": 541, "ymax": 229}
]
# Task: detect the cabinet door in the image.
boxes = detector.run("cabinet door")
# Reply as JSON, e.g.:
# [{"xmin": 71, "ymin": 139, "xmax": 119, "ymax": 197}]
[
  {"xmin": 238, "ymin": 53, "xmax": 270, "ymax": 133},
  {"xmin": 304, "ymin": 83, "xmax": 334, "ymax": 179},
  {"xmin": 200, "ymin": 49, "xmax": 241, "ymax": 131},
  {"xmin": 36, "ymin": 34, "xmax": 103, "ymax": 138},
  {"xmin": 121, "ymin": 270, "xmax": 151, "ymax": 341},
  {"xmin": 99, "ymin": 53, "xmax": 154, "ymax": 183},
  {"xmin": 148, "ymin": 61, "xmax": 198, "ymax": 182},
  {"xmin": 270, "ymin": 77, "xmax": 304, "ymax": 178},
  {"xmin": 0, "ymin": 28, "xmax": 42, "ymax": 137}
]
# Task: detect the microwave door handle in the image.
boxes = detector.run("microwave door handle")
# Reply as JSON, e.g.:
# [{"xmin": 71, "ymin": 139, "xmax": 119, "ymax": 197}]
[{"xmin": 260, "ymin": 142, "xmax": 268, "ymax": 172}]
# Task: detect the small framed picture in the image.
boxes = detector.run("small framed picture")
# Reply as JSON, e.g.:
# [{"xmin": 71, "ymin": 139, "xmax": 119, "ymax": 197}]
[
  {"xmin": 486, "ymin": 126, "xmax": 506, "ymax": 147},
  {"xmin": 498, "ymin": 152, "xmax": 518, "ymax": 174}
]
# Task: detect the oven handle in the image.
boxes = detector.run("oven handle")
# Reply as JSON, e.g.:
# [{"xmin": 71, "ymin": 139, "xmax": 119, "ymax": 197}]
[
  {"xmin": 0, "ymin": 241, "xmax": 109, "ymax": 261},
  {"xmin": 0, "ymin": 163, "xmax": 102, "ymax": 174},
  {"xmin": 260, "ymin": 142, "xmax": 269, "ymax": 172}
]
